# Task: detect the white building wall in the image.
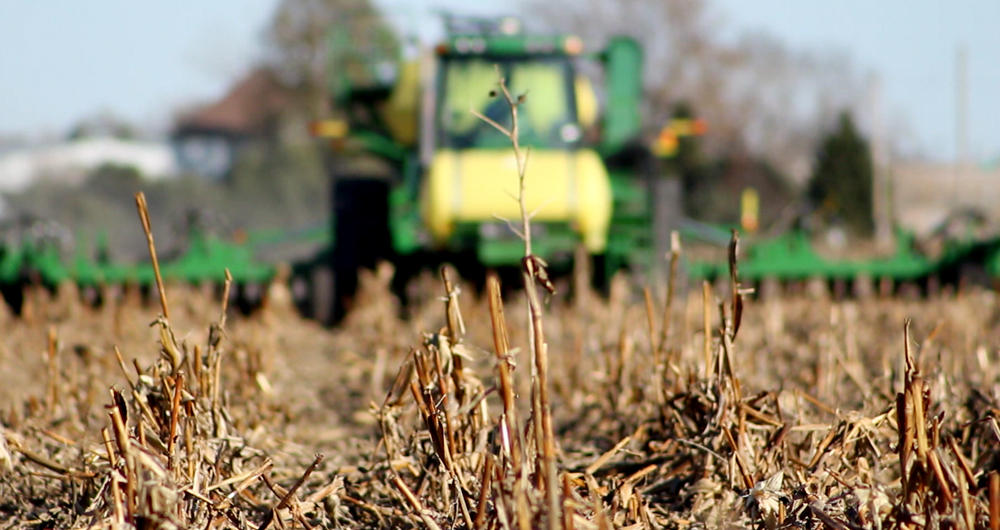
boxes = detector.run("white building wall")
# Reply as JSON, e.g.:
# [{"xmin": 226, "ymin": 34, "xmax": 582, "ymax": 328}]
[{"xmin": 0, "ymin": 137, "xmax": 179, "ymax": 192}]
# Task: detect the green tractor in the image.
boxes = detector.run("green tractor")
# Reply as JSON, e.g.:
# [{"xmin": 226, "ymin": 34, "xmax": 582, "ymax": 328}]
[{"xmin": 310, "ymin": 15, "xmax": 671, "ymax": 322}]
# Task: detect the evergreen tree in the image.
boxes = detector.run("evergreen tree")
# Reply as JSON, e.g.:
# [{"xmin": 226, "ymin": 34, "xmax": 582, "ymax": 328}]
[{"xmin": 808, "ymin": 112, "xmax": 874, "ymax": 235}]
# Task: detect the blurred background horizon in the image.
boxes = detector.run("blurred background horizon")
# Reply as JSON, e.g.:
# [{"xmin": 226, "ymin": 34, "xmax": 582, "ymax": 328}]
[
  {"xmin": 2, "ymin": 0, "xmax": 997, "ymax": 163},
  {"xmin": 0, "ymin": 0, "xmax": 997, "ymax": 258}
]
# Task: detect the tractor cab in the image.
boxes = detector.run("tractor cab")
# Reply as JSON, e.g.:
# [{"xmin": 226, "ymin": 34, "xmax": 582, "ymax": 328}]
[
  {"xmin": 422, "ymin": 19, "xmax": 613, "ymax": 261},
  {"xmin": 437, "ymin": 53, "xmax": 583, "ymax": 150}
]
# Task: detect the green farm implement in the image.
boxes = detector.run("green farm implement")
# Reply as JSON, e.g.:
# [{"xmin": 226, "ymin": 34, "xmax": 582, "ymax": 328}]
[
  {"xmin": 2, "ymin": 16, "xmax": 999, "ymax": 322},
  {"xmin": 685, "ymin": 223, "xmax": 1000, "ymax": 297},
  {"xmin": 0, "ymin": 216, "xmax": 280, "ymax": 313}
]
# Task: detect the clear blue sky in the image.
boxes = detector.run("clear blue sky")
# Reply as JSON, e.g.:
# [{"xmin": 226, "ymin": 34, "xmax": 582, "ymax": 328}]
[
  {"xmin": 1, "ymin": 0, "xmax": 997, "ymax": 162},
  {"xmin": 0, "ymin": 0, "xmax": 277, "ymax": 137}
]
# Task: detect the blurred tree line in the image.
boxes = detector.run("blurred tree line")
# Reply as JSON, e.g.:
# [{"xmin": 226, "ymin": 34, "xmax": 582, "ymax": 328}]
[
  {"xmin": 533, "ymin": 0, "xmax": 876, "ymax": 233},
  {"xmin": 3, "ymin": 139, "xmax": 328, "ymax": 261}
]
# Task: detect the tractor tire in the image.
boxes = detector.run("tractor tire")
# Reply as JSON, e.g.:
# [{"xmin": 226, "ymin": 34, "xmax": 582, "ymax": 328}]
[
  {"xmin": 310, "ymin": 265, "xmax": 335, "ymax": 326},
  {"xmin": 331, "ymin": 177, "xmax": 392, "ymax": 319},
  {"xmin": 958, "ymin": 263, "xmax": 990, "ymax": 293}
]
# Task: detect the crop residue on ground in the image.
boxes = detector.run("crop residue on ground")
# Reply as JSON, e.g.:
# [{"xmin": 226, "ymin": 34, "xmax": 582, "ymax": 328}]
[{"xmin": 1, "ymin": 270, "xmax": 999, "ymax": 528}]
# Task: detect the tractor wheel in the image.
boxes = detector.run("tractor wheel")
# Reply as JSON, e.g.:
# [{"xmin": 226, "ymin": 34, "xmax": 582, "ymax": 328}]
[
  {"xmin": 331, "ymin": 177, "xmax": 392, "ymax": 319},
  {"xmin": 310, "ymin": 265, "xmax": 335, "ymax": 326},
  {"xmin": 0, "ymin": 282, "xmax": 24, "ymax": 316},
  {"xmin": 958, "ymin": 263, "xmax": 990, "ymax": 293}
]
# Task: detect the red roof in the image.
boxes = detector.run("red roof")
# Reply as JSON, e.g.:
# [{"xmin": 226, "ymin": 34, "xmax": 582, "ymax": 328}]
[{"xmin": 176, "ymin": 68, "xmax": 291, "ymax": 135}]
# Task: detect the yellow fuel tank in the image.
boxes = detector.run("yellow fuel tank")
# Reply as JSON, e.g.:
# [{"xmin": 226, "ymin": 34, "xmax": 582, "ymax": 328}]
[{"xmin": 423, "ymin": 149, "xmax": 612, "ymax": 252}]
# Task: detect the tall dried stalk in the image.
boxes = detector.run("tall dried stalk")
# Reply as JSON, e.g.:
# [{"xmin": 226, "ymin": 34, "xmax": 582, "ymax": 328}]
[
  {"xmin": 474, "ymin": 74, "xmax": 561, "ymax": 528},
  {"xmin": 657, "ymin": 231, "xmax": 681, "ymax": 361},
  {"xmin": 486, "ymin": 275, "xmax": 522, "ymax": 471},
  {"xmin": 134, "ymin": 192, "xmax": 170, "ymax": 321}
]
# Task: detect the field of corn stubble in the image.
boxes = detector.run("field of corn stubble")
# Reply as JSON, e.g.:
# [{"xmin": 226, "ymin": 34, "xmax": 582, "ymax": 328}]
[{"xmin": 1, "ymin": 262, "xmax": 1000, "ymax": 529}]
